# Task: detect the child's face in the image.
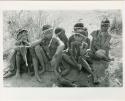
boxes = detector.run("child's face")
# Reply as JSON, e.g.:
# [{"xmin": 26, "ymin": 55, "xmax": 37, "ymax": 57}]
[
  {"xmin": 101, "ymin": 25, "xmax": 109, "ymax": 32},
  {"xmin": 18, "ymin": 32, "xmax": 28, "ymax": 42},
  {"xmin": 43, "ymin": 29, "xmax": 53, "ymax": 39},
  {"xmin": 22, "ymin": 33, "xmax": 28, "ymax": 41},
  {"xmin": 75, "ymin": 28, "xmax": 83, "ymax": 33}
]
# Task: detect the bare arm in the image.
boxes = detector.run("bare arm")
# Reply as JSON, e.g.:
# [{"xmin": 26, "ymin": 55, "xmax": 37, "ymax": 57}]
[
  {"xmin": 11, "ymin": 39, "xmax": 42, "ymax": 50},
  {"xmin": 70, "ymin": 42, "xmax": 82, "ymax": 70},
  {"xmin": 50, "ymin": 36, "xmax": 65, "ymax": 78},
  {"xmin": 30, "ymin": 39, "xmax": 42, "ymax": 47},
  {"xmin": 80, "ymin": 42, "xmax": 88, "ymax": 56},
  {"xmin": 90, "ymin": 36, "xmax": 100, "ymax": 52},
  {"xmin": 53, "ymin": 37, "xmax": 65, "ymax": 59},
  {"xmin": 103, "ymin": 35, "xmax": 111, "ymax": 49},
  {"xmin": 61, "ymin": 66, "xmax": 70, "ymax": 76}
]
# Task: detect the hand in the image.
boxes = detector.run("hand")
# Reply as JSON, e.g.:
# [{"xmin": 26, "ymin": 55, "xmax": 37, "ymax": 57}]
[
  {"xmin": 77, "ymin": 64, "xmax": 82, "ymax": 71},
  {"xmin": 85, "ymin": 49, "xmax": 92, "ymax": 57},
  {"xmin": 22, "ymin": 40, "xmax": 30, "ymax": 46},
  {"xmin": 86, "ymin": 49, "xmax": 91, "ymax": 52},
  {"xmin": 95, "ymin": 49, "xmax": 106, "ymax": 58},
  {"xmin": 57, "ymin": 73, "xmax": 62, "ymax": 79},
  {"xmin": 51, "ymin": 57, "xmax": 57, "ymax": 67},
  {"xmin": 63, "ymin": 48, "xmax": 68, "ymax": 52}
]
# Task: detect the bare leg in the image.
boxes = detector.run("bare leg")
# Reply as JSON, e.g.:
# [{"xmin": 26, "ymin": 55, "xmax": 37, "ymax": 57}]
[
  {"xmin": 15, "ymin": 51, "xmax": 21, "ymax": 78},
  {"xmin": 62, "ymin": 54, "xmax": 80, "ymax": 70},
  {"xmin": 30, "ymin": 47, "xmax": 42, "ymax": 82},
  {"xmin": 79, "ymin": 57, "xmax": 98, "ymax": 83},
  {"xmin": 35, "ymin": 45, "xmax": 45, "ymax": 74},
  {"xmin": 52, "ymin": 49, "xmax": 63, "ymax": 79},
  {"xmin": 79, "ymin": 57, "xmax": 92, "ymax": 73},
  {"xmin": 32, "ymin": 57, "xmax": 42, "ymax": 82},
  {"xmin": 86, "ymin": 38, "xmax": 90, "ymax": 49}
]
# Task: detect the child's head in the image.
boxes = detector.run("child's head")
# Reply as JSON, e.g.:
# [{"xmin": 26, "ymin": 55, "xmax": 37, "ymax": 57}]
[
  {"xmin": 55, "ymin": 27, "xmax": 65, "ymax": 34},
  {"xmin": 55, "ymin": 27, "xmax": 65, "ymax": 38},
  {"xmin": 17, "ymin": 29, "xmax": 28, "ymax": 41},
  {"xmin": 74, "ymin": 23, "xmax": 84, "ymax": 32},
  {"xmin": 101, "ymin": 18, "xmax": 110, "ymax": 32},
  {"xmin": 74, "ymin": 23, "xmax": 88, "ymax": 37},
  {"xmin": 42, "ymin": 24, "xmax": 53, "ymax": 39}
]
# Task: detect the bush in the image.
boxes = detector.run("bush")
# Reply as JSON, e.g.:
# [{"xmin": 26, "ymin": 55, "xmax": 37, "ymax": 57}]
[
  {"xmin": 110, "ymin": 16, "xmax": 122, "ymax": 35},
  {"xmin": 3, "ymin": 11, "xmax": 63, "ymax": 61},
  {"xmin": 3, "ymin": 11, "xmax": 63, "ymax": 51}
]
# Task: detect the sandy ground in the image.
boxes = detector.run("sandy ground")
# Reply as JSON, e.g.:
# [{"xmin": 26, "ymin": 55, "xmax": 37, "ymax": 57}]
[
  {"xmin": 4, "ymin": 72, "xmax": 56, "ymax": 87},
  {"xmin": 3, "ymin": 34, "xmax": 122, "ymax": 87},
  {"xmin": 106, "ymin": 34, "xmax": 123, "ymax": 87}
]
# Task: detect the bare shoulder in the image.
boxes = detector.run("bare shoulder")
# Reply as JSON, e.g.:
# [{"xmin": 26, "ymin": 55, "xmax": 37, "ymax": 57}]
[
  {"xmin": 91, "ymin": 30, "xmax": 98, "ymax": 36},
  {"xmin": 91, "ymin": 30, "xmax": 99, "ymax": 39}
]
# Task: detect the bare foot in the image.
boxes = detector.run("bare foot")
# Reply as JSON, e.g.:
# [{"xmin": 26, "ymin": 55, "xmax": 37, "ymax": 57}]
[
  {"xmin": 93, "ymin": 76, "xmax": 99, "ymax": 84},
  {"xmin": 39, "ymin": 69, "xmax": 45, "ymax": 75},
  {"xmin": 15, "ymin": 73, "xmax": 21, "ymax": 79},
  {"xmin": 27, "ymin": 68, "xmax": 32, "ymax": 76},
  {"xmin": 35, "ymin": 75, "xmax": 42, "ymax": 82}
]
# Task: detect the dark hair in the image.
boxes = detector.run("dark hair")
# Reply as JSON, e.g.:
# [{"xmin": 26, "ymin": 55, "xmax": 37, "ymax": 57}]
[
  {"xmin": 55, "ymin": 27, "xmax": 65, "ymax": 35},
  {"xmin": 17, "ymin": 29, "xmax": 28, "ymax": 39},
  {"xmin": 74, "ymin": 23, "xmax": 84, "ymax": 28},
  {"xmin": 42, "ymin": 25, "xmax": 52, "ymax": 31},
  {"xmin": 74, "ymin": 23, "xmax": 84, "ymax": 32},
  {"xmin": 101, "ymin": 18, "xmax": 110, "ymax": 26}
]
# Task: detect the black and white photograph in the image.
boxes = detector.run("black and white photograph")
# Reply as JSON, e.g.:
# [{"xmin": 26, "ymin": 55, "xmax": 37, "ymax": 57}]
[{"xmin": 3, "ymin": 10, "xmax": 123, "ymax": 87}]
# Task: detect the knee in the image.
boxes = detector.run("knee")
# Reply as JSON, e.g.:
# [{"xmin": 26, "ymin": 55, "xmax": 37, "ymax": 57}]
[
  {"xmin": 62, "ymin": 54, "xmax": 70, "ymax": 61},
  {"xmin": 35, "ymin": 45, "xmax": 41, "ymax": 53},
  {"xmin": 16, "ymin": 51, "xmax": 21, "ymax": 56},
  {"xmin": 35, "ymin": 45, "xmax": 45, "ymax": 55},
  {"xmin": 29, "ymin": 47, "xmax": 37, "ymax": 58},
  {"xmin": 16, "ymin": 51, "xmax": 21, "ymax": 61},
  {"xmin": 62, "ymin": 54, "xmax": 67, "ymax": 59}
]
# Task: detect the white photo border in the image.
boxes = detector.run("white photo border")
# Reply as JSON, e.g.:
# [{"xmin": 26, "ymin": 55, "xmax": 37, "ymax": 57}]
[{"xmin": 0, "ymin": 1, "xmax": 125, "ymax": 101}]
